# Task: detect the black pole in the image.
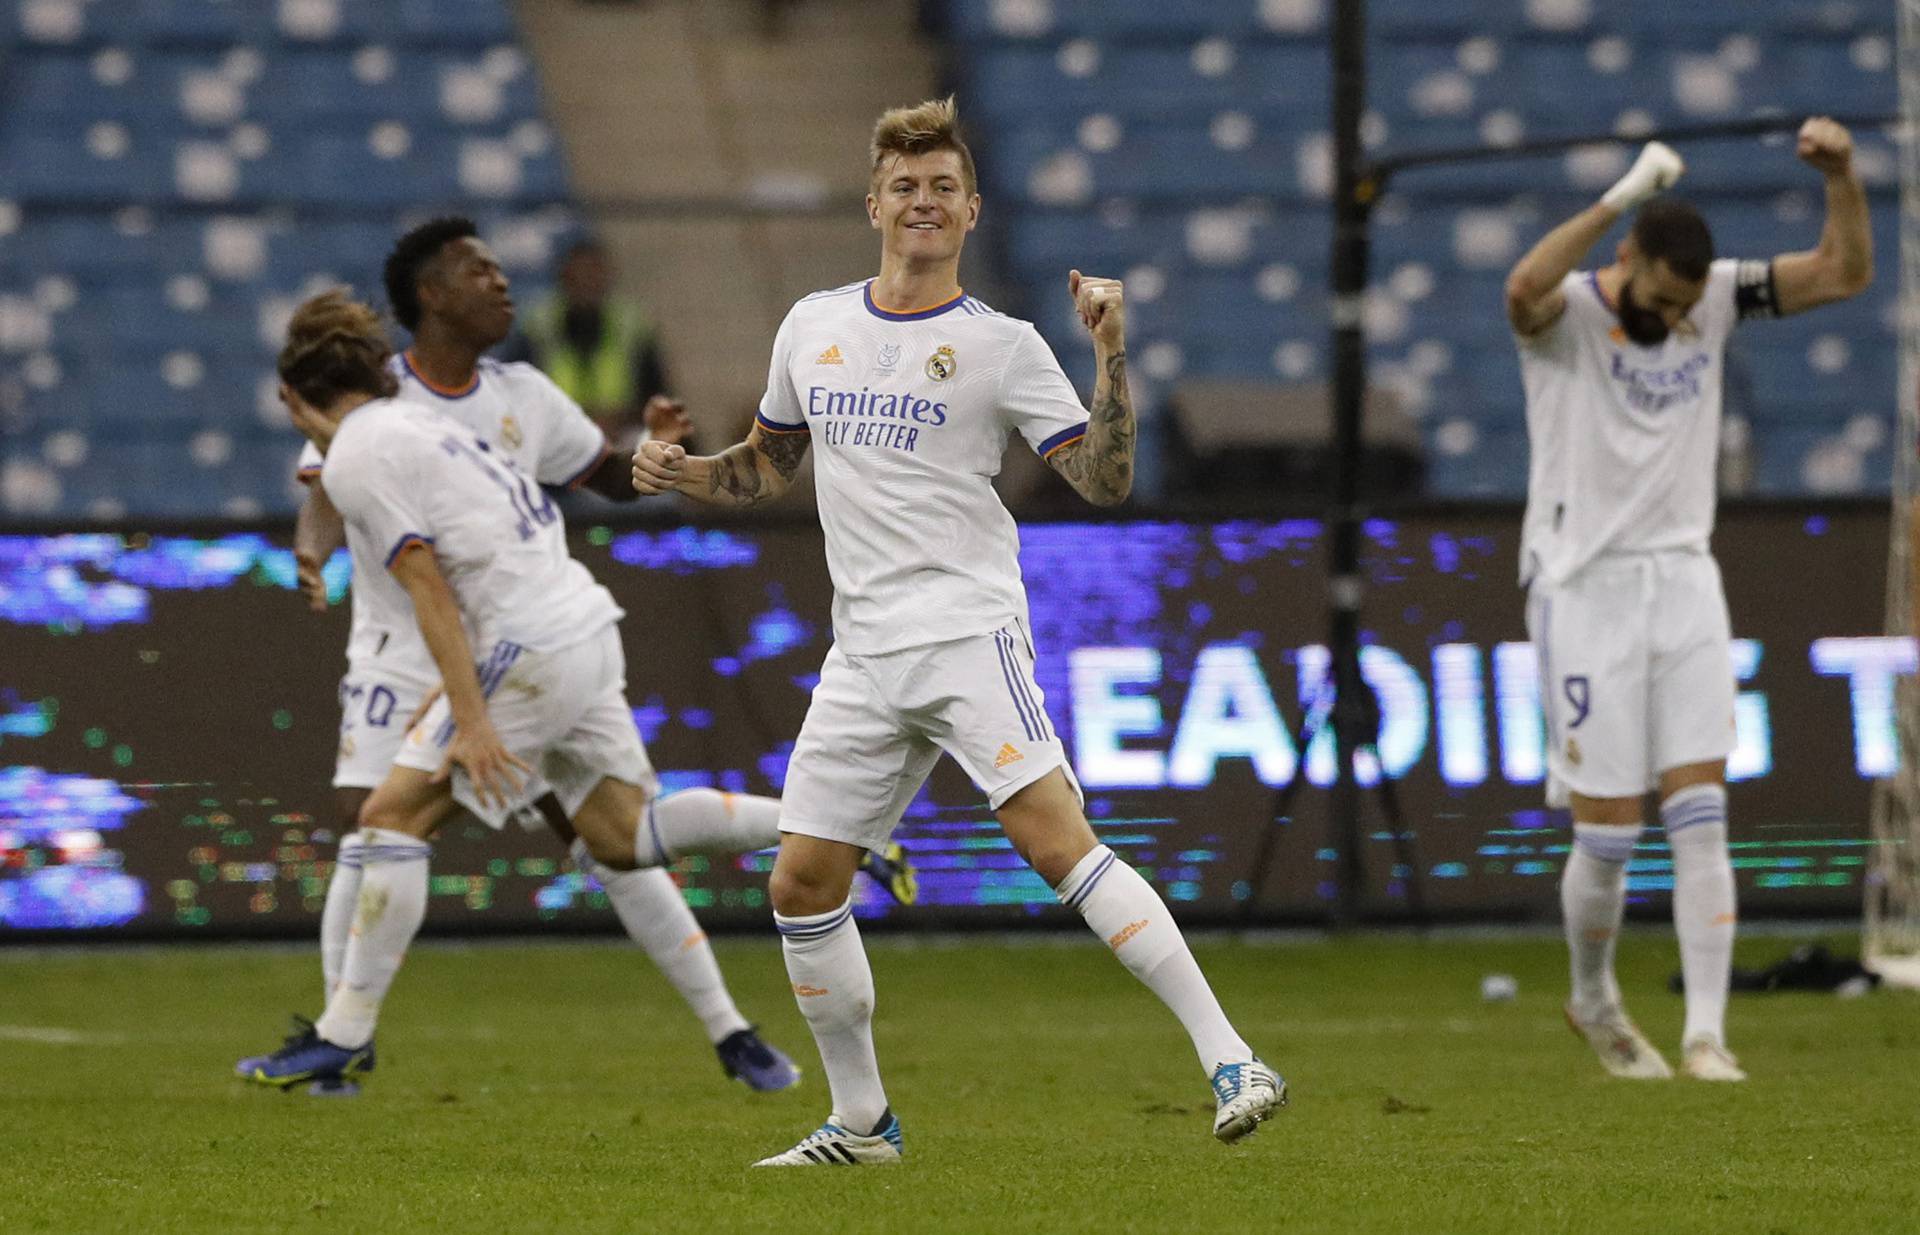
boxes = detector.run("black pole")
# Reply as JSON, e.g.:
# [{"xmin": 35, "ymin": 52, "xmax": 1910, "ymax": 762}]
[{"xmin": 1327, "ymin": 0, "xmax": 1372, "ymax": 929}]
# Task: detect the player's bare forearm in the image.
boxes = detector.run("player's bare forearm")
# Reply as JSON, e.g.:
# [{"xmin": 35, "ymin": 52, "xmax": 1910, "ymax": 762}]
[
  {"xmin": 295, "ymin": 483, "xmax": 345, "ymax": 562},
  {"xmin": 389, "ymin": 547, "xmax": 489, "ymax": 730},
  {"xmin": 1820, "ymin": 169, "xmax": 1873, "ymax": 293},
  {"xmin": 579, "ymin": 450, "xmax": 641, "ymax": 502},
  {"xmin": 1505, "ymin": 202, "xmax": 1616, "ymax": 332},
  {"xmin": 293, "ymin": 483, "xmax": 344, "ymax": 611},
  {"xmin": 1049, "ymin": 345, "xmax": 1135, "ymax": 507},
  {"xmin": 680, "ymin": 428, "xmax": 809, "ymax": 508},
  {"xmin": 1776, "ymin": 170, "xmax": 1873, "ymax": 314},
  {"xmin": 1775, "ymin": 118, "xmax": 1873, "ymax": 314}
]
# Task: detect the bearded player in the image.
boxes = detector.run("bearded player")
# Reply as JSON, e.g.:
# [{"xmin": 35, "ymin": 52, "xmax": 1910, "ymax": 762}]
[
  {"xmin": 633, "ymin": 98, "xmax": 1283, "ymax": 1164},
  {"xmin": 1504, "ymin": 118, "xmax": 1871, "ymax": 1081}
]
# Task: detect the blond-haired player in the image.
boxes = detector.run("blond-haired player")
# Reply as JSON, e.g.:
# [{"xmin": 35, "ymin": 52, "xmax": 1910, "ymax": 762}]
[
  {"xmin": 1505, "ymin": 118, "xmax": 1871, "ymax": 1081},
  {"xmin": 633, "ymin": 98, "xmax": 1283, "ymax": 1165}
]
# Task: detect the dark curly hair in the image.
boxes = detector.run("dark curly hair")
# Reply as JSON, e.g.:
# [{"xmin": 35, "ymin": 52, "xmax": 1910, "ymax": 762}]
[
  {"xmin": 278, "ymin": 289, "xmax": 399, "ymax": 407},
  {"xmin": 382, "ymin": 216, "xmax": 478, "ymax": 333}
]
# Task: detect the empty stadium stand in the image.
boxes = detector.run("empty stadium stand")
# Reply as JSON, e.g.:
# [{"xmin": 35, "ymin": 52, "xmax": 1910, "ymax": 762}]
[
  {"xmin": 0, "ymin": 0, "xmax": 580, "ymax": 518},
  {"xmin": 943, "ymin": 0, "xmax": 1901, "ymax": 498}
]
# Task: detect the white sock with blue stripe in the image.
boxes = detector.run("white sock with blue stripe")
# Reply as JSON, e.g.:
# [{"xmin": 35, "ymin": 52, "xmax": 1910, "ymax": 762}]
[
  {"xmin": 1056, "ymin": 845, "xmax": 1252, "ymax": 1075},
  {"xmin": 1562, "ymin": 822, "xmax": 1642, "ymax": 1018},
  {"xmin": 314, "ymin": 827, "xmax": 430, "ymax": 1050},
  {"xmin": 320, "ymin": 831, "xmax": 366, "ymax": 999},
  {"xmin": 776, "ymin": 897, "xmax": 889, "ymax": 1136},
  {"xmin": 1662, "ymin": 784, "xmax": 1736, "ymax": 1045},
  {"xmin": 636, "ymin": 789, "xmax": 782, "ymax": 866},
  {"xmin": 571, "ymin": 839, "xmax": 750, "ymax": 1044}
]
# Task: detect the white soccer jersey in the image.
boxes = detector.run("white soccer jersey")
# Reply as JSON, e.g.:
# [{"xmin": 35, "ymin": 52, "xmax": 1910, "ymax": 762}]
[
  {"xmin": 1516, "ymin": 257, "xmax": 1778, "ymax": 586},
  {"xmin": 320, "ymin": 398, "xmax": 622, "ymax": 657},
  {"xmin": 298, "ymin": 353, "xmax": 612, "ymax": 676},
  {"xmin": 756, "ymin": 280, "xmax": 1089, "ymax": 655}
]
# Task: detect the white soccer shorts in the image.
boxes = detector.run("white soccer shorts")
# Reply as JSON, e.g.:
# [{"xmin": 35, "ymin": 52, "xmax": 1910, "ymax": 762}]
[
  {"xmin": 332, "ymin": 667, "xmax": 436, "ymax": 791},
  {"xmin": 391, "ymin": 624, "xmax": 659, "ymax": 828},
  {"xmin": 1526, "ymin": 550, "xmax": 1737, "ymax": 805},
  {"xmin": 779, "ymin": 620, "xmax": 1083, "ymax": 851}
]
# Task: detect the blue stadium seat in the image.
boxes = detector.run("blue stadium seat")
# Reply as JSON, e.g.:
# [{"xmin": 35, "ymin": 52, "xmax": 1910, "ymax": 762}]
[
  {"xmin": 6, "ymin": 52, "xmax": 165, "ymax": 119},
  {"xmin": 946, "ymin": 0, "xmax": 1319, "ymax": 42},
  {"xmin": 127, "ymin": 1, "xmax": 265, "ymax": 47},
  {"xmin": 396, "ymin": 0, "xmax": 521, "ymax": 47},
  {"xmin": 252, "ymin": 51, "xmax": 441, "ymax": 124},
  {"xmin": 0, "ymin": 120, "xmax": 178, "ymax": 204},
  {"xmin": 0, "ymin": 0, "xmax": 571, "ymax": 516},
  {"xmin": 1423, "ymin": 429, "xmax": 1531, "ymax": 498}
]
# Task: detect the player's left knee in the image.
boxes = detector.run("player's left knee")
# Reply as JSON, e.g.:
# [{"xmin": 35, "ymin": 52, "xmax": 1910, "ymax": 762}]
[
  {"xmin": 1008, "ymin": 821, "xmax": 1098, "ymax": 887},
  {"xmin": 1657, "ymin": 760, "xmax": 1726, "ymax": 799},
  {"xmin": 769, "ymin": 859, "xmax": 851, "ymax": 917}
]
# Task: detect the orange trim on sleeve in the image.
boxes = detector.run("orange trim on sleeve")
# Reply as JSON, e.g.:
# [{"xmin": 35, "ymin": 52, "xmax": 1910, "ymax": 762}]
[{"xmin": 1042, "ymin": 429, "xmax": 1087, "ymax": 460}]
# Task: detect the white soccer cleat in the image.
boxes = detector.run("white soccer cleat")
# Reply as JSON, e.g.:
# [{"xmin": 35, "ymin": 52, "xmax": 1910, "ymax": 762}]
[
  {"xmin": 753, "ymin": 1110, "xmax": 903, "ymax": 1166},
  {"xmin": 1210, "ymin": 1059, "xmax": 1287, "ymax": 1143},
  {"xmin": 1682, "ymin": 1037, "xmax": 1747, "ymax": 1082},
  {"xmin": 1565, "ymin": 1002, "xmax": 1674, "ymax": 1079}
]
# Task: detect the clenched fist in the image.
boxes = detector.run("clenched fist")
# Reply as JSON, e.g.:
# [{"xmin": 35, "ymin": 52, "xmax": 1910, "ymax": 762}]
[
  {"xmin": 631, "ymin": 439, "xmax": 686, "ymax": 496},
  {"xmin": 1069, "ymin": 269, "xmax": 1126, "ymax": 351},
  {"xmin": 1797, "ymin": 116, "xmax": 1854, "ymax": 178}
]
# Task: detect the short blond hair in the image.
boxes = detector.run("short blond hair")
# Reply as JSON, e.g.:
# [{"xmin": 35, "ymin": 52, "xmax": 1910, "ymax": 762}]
[{"xmin": 869, "ymin": 96, "xmax": 977, "ymax": 195}]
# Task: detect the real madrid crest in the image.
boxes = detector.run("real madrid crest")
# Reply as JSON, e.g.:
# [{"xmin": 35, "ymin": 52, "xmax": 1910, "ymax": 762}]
[
  {"xmin": 500, "ymin": 413, "xmax": 524, "ymax": 450},
  {"xmin": 926, "ymin": 344, "xmax": 957, "ymax": 382}
]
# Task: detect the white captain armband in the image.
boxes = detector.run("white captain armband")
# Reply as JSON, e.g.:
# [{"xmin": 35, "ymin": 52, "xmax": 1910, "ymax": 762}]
[{"xmin": 1734, "ymin": 259, "xmax": 1780, "ymax": 320}]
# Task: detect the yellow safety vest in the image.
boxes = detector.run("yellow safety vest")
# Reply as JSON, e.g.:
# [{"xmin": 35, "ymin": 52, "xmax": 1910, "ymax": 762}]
[{"xmin": 523, "ymin": 295, "xmax": 654, "ymax": 416}]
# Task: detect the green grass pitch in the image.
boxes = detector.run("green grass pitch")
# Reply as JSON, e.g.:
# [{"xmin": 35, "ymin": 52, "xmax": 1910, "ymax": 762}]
[{"xmin": 3, "ymin": 930, "xmax": 1915, "ymax": 1234}]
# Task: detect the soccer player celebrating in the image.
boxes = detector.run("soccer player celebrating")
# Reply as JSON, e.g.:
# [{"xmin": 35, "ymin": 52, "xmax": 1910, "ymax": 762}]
[
  {"xmin": 241, "ymin": 291, "xmax": 837, "ymax": 1091},
  {"xmin": 1504, "ymin": 118, "xmax": 1871, "ymax": 1080},
  {"xmin": 254, "ymin": 220, "xmax": 906, "ymax": 1094},
  {"xmin": 631, "ymin": 98, "xmax": 1283, "ymax": 1164}
]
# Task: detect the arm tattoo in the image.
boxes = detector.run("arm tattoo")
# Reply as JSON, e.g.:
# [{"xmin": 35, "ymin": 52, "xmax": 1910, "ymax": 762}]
[
  {"xmin": 756, "ymin": 430, "xmax": 811, "ymax": 483},
  {"xmin": 1049, "ymin": 350, "xmax": 1134, "ymax": 506},
  {"xmin": 702, "ymin": 432, "xmax": 810, "ymax": 506},
  {"xmin": 705, "ymin": 442, "xmax": 769, "ymax": 505}
]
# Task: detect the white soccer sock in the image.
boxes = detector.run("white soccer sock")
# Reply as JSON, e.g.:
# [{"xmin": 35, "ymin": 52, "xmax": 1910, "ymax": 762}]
[
  {"xmin": 1562, "ymin": 822, "xmax": 1642, "ymax": 1018},
  {"xmin": 1055, "ymin": 845, "xmax": 1252, "ymax": 1075},
  {"xmin": 320, "ymin": 831, "xmax": 366, "ymax": 999},
  {"xmin": 1662, "ymin": 784, "xmax": 1736, "ymax": 1046},
  {"xmin": 571, "ymin": 839, "xmax": 750, "ymax": 1044},
  {"xmin": 634, "ymin": 788, "xmax": 782, "ymax": 866},
  {"xmin": 777, "ymin": 898, "xmax": 889, "ymax": 1135},
  {"xmin": 313, "ymin": 827, "xmax": 430, "ymax": 1049}
]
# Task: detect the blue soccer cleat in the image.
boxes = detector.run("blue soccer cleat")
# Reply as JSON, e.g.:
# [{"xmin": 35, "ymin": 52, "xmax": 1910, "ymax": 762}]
[
  {"xmin": 235, "ymin": 1016, "xmax": 375, "ymax": 1092},
  {"xmin": 306, "ymin": 1076, "xmax": 364, "ymax": 1098},
  {"xmin": 716, "ymin": 1026, "xmax": 802, "ymax": 1092},
  {"xmin": 1210, "ymin": 1059, "xmax": 1286, "ymax": 1143},
  {"xmin": 754, "ymin": 1109, "xmax": 903, "ymax": 1166},
  {"xmin": 859, "ymin": 842, "xmax": 919, "ymax": 907}
]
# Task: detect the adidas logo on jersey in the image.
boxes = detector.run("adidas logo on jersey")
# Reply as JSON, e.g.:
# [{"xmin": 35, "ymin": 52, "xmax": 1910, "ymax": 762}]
[
  {"xmin": 816, "ymin": 344, "xmax": 844, "ymax": 365},
  {"xmin": 994, "ymin": 742, "xmax": 1024, "ymax": 768}
]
